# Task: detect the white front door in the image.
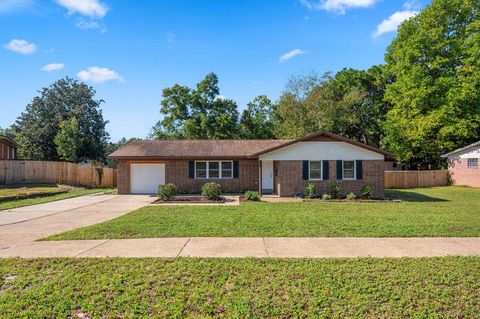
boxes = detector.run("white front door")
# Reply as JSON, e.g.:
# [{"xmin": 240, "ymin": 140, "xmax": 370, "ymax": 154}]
[
  {"xmin": 262, "ymin": 160, "xmax": 274, "ymax": 193},
  {"xmin": 130, "ymin": 163, "xmax": 165, "ymax": 194}
]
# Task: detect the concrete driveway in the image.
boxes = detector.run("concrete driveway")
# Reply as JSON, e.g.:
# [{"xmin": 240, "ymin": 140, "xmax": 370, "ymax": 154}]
[{"xmin": 0, "ymin": 194, "xmax": 152, "ymax": 248}]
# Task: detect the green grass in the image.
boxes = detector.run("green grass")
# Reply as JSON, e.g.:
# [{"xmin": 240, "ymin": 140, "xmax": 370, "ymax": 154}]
[
  {"xmin": 0, "ymin": 188, "xmax": 116, "ymax": 211},
  {"xmin": 0, "ymin": 257, "xmax": 479, "ymax": 318},
  {"xmin": 46, "ymin": 186, "xmax": 480, "ymax": 239}
]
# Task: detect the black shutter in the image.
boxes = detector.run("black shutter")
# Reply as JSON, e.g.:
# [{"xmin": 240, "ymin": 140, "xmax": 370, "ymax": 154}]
[
  {"xmin": 336, "ymin": 160, "xmax": 343, "ymax": 180},
  {"xmin": 233, "ymin": 161, "xmax": 239, "ymax": 178},
  {"xmin": 356, "ymin": 160, "xmax": 363, "ymax": 180},
  {"xmin": 322, "ymin": 160, "xmax": 329, "ymax": 180},
  {"xmin": 189, "ymin": 161, "xmax": 195, "ymax": 179},
  {"xmin": 302, "ymin": 161, "xmax": 309, "ymax": 180}
]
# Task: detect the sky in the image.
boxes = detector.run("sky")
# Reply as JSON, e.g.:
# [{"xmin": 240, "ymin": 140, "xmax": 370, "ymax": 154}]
[{"xmin": 0, "ymin": 0, "xmax": 428, "ymax": 142}]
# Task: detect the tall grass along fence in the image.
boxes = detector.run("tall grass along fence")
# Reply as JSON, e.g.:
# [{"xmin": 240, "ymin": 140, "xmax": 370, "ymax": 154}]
[
  {"xmin": 385, "ymin": 170, "xmax": 448, "ymax": 189},
  {"xmin": 0, "ymin": 160, "xmax": 116, "ymax": 187}
]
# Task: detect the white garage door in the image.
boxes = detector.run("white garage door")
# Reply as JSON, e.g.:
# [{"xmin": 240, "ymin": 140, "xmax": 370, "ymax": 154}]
[{"xmin": 130, "ymin": 163, "xmax": 165, "ymax": 194}]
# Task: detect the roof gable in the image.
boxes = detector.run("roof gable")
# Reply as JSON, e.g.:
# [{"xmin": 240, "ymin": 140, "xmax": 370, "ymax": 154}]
[
  {"xmin": 253, "ymin": 131, "xmax": 394, "ymax": 159},
  {"xmin": 442, "ymin": 141, "xmax": 480, "ymax": 158}
]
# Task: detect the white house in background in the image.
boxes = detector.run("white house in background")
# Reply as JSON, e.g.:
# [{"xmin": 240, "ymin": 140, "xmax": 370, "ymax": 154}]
[{"xmin": 443, "ymin": 141, "xmax": 480, "ymax": 187}]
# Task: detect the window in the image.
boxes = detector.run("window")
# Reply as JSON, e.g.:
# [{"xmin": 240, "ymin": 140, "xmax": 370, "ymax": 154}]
[
  {"xmin": 309, "ymin": 161, "xmax": 322, "ymax": 180},
  {"xmin": 195, "ymin": 161, "xmax": 233, "ymax": 179},
  {"xmin": 221, "ymin": 161, "xmax": 233, "ymax": 178},
  {"xmin": 467, "ymin": 158, "xmax": 478, "ymax": 169},
  {"xmin": 343, "ymin": 160, "xmax": 356, "ymax": 179},
  {"xmin": 208, "ymin": 162, "xmax": 220, "ymax": 178},
  {"xmin": 195, "ymin": 162, "xmax": 207, "ymax": 178}
]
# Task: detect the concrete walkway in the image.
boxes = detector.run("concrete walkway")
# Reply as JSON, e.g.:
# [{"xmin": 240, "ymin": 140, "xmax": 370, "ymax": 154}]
[
  {"xmin": 1, "ymin": 195, "xmax": 480, "ymax": 258},
  {"xmin": 1, "ymin": 237, "xmax": 480, "ymax": 258}
]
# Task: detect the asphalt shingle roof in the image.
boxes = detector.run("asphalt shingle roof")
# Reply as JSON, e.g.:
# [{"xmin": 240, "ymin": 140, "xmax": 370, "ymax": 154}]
[{"xmin": 108, "ymin": 139, "xmax": 291, "ymax": 159}]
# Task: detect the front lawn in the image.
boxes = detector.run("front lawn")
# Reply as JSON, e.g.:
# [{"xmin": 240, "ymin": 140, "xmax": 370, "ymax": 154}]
[
  {"xmin": 0, "ymin": 257, "xmax": 478, "ymax": 318},
  {"xmin": 0, "ymin": 186, "xmax": 116, "ymax": 211},
  {"xmin": 46, "ymin": 186, "xmax": 480, "ymax": 239}
]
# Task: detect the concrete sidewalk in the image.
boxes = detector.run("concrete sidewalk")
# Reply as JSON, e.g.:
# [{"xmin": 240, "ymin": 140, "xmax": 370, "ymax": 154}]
[{"xmin": 1, "ymin": 237, "xmax": 480, "ymax": 258}]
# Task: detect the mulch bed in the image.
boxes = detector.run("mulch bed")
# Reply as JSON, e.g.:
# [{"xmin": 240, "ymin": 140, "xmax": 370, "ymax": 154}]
[
  {"xmin": 0, "ymin": 190, "xmax": 69, "ymax": 203},
  {"xmin": 302, "ymin": 198, "xmax": 398, "ymax": 202},
  {"xmin": 152, "ymin": 196, "xmax": 225, "ymax": 204}
]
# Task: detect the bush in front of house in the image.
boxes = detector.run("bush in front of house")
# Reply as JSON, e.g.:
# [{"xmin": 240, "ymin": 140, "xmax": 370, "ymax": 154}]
[
  {"xmin": 304, "ymin": 182, "xmax": 316, "ymax": 199},
  {"xmin": 157, "ymin": 183, "xmax": 176, "ymax": 201},
  {"xmin": 202, "ymin": 182, "xmax": 222, "ymax": 200},
  {"xmin": 244, "ymin": 190, "xmax": 260, "ymax": 201},
  {"xmin": 346, "ymin": 192, "xmax": 356, "ymax": 201},
  {"xmin": 322, "ymin": 193, "xmax": 332, "ymax": 201},
  {"xmin": 361, "ymin": 185, "xmax": 373, "ymax": 199},
  {"xmin": 330, "ymin": 184, "xmax": 341, "ymax": 199}
]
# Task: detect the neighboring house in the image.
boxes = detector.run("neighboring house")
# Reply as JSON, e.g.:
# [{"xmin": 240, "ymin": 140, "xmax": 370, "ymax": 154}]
[
  {"xmin": 109, "ymin": 131, "xmax": 394, "ymax": 197},
  {"xmin": 442, "ymin": 141, "xmax": 480, "ymax": 187},
  {"xmin": 0, "ymin": 134, "xmax": 18, "ymax": 160}
]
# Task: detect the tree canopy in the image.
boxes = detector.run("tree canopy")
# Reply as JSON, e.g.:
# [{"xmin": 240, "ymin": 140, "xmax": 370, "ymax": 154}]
[
  {"xmin": 151, "ymin": 73, "xmax": 239, "ymax": 139},
  {"xmin": 382, "ymin": 0, "xmax": 480, "ymax": 166},
  {"xmin": 238, "ymin": 95, "xmax": 277, "ymax": 139},
  {"xmin": 13, "ymin": 77, "xmax": 109, "ymax": 162},
  {"xmin": 275, "ymin": 66, "xmax": 391, "ymax": 147}
]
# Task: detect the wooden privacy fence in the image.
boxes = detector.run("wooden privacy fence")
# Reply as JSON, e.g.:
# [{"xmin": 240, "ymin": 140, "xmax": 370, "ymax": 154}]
[
  {"xmin": 0, "ymin": 160, "xmax": 116, "ymax": 187},
  {"xmin": 385, "ymin": 170, "xmax": 448, "ymax": 189}
]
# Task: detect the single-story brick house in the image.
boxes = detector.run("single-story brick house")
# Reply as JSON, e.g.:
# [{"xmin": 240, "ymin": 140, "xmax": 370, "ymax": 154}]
[
  {"xmin": 109, "ymin": 131, "xmax": 394, "ymax": 197},
  {"xmin": 0, "ymin": 134, "xmax": 18, "ymax": 160},
  {"xmin": 442, "ymin": 141, "xmax": 480, "ymax": 187}
]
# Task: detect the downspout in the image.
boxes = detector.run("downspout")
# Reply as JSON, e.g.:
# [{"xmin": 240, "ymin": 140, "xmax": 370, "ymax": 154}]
[{"xmin": 258, "ymin": 160, "xmax": 262, "ymax": 196}]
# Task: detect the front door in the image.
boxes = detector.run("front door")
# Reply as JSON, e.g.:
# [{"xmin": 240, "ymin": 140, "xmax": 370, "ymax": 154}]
[{"xmin": 262, "ymin": 160, "xmax": 274, "ymax": 194}]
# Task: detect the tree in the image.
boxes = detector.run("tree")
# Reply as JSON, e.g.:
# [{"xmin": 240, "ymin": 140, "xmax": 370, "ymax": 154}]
[
  {"xmin": 54, "ymin": 117, "xmax": 80, "ymax": 162},
  {"xmin": 275, "ymin": 67, "xmax": 392, "ymax": 147},
  {"xmin": 151, "ymin": 73, "xmax": 239, "ymax": 139},
  {"xmin": 13, "ymin": 77, "xmax": 109, "ymax": 162},
  {"xmin": 274, "ymin": 72, "xmax": 326, "ymax": 139},
  {"xmin": 382, "ymin": 0, "xmax": 480, "ymax": 167},
  {"xmin": 238, "ymin": 95, "xmax": 277, "ymax": 139}
]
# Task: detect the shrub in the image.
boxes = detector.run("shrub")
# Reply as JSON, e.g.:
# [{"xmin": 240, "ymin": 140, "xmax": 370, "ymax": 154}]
[
  {"xmin": 304, "ymin": 183, "xmax": 316, "ymax": 199},
  {"xmin": 157, "ymin": 183, "xmax": 176, "ymax": 201},
  {"xmin": 346, "ymin": 192, "xmax": 356, "ymax": 201},
  {"xmin": 201, "ymin": 182, "xmax": 222, "ymax": 200},
  {"xmin": 244, "ymin": 190, "xmax": 260, "ymax": 201},
  {"xmin": 361, "ymin": 185, "xmax": 374, "ymax": 199},
  {"xmin": 322, "ymin": 193, "xmax": 332, "ymax": 201},
  {"xmin": 330, "ymin": 184, "xmax": 341, "ymax": 199}
]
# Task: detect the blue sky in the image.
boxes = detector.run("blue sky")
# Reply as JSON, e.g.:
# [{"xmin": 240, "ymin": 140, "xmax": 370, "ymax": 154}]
[{"xmin": 0, "ymin": 0, "xmax": 427, "ymax": 142}]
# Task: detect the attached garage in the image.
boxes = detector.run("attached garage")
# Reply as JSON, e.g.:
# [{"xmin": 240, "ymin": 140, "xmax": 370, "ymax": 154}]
[{"xmin": 130, "ymin": 163, "xmax": 165, "ymax": 194}]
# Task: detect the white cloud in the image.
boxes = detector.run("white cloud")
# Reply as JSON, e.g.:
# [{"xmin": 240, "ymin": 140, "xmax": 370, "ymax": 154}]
[
  {"xmin": 278, "ymin": 49, "xmax": 306, "ymax": 63},
  {"xmin": 299, "ymin": 0, "xmax": 377, "ymax": 14},
  {"xmin": 77, "ymin": 66, "xmax": 124, "ymax": 83},
  {"xmin": 75, "ymin": 18, "xmax": 107, "ymax": 32},
  {"xmin": 55, "ymin": 0, "xmax": 108, "ymax": 18},
  {"xmin": 373, "ymin": 9, "xmax": 418, "ymax": 37},
  {"xmin": 41, "ymin": 63, "xmax": 64, "ymax": 72},
  {"xmin": 0, "ymin": 0, "xmax": 32, "ymax": 13},
  {"xmin": 3, "ymin": 39, "xmax": 36, "ymax": 54}
]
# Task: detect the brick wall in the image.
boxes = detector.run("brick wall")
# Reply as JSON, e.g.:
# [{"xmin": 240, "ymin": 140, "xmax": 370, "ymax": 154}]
[
  {"xmin": 275, "ymin": 160, "xmax": 385, "ymax": 198},
  {"xmin": 166, "ymin": 160, "xmax": 259, "ymax": 193},
  {"xmin": 448, "ymin": 158, "xmax": 480, "ymax": 187},
  {"xmin": 117, "ymin": 160, "xmax": 129, "ymax": 194}
]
